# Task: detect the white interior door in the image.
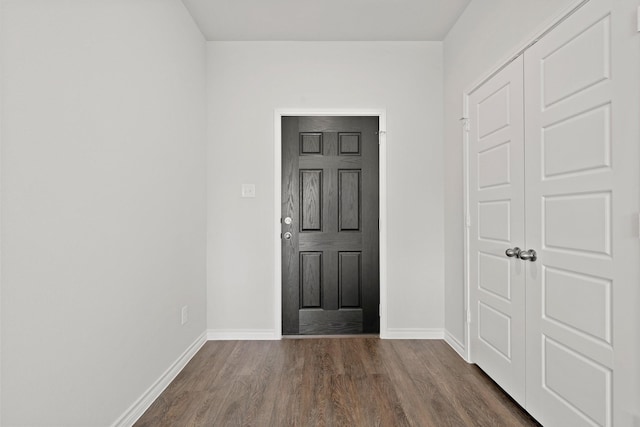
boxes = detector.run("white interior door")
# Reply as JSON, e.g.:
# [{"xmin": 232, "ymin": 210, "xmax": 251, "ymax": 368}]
[
  {"xmin": 467, "ymin": 0, "xmax": 640, "ymax": 425},
  {"xmin": 524, "ymin": 0, "xmax": 617, "ymax": 425},
  {"xmin": 468, "ymin": 55, "xmax": 526, "ymax": 406}
]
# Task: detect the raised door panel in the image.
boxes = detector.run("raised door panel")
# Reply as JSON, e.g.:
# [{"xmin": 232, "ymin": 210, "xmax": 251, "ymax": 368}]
[
  {"xmin": 338, "ymin": 170, "xmax": 361, "ymax": 231},
  {"xmin": 477, "ymin": 142, "xmax": 511, "ymax": 189},
  {"xmin": 338, "ymin": 133, "xmax": 361, "ymax": 155},
  {"xmin": 300, "ymin": 170, "xmax": 323, "ymax": 232},
  {"xmin": 478, "ymin": 302, "xmax": 512, "ymax": 359},
  {"xmin": 541, "ymin": 16, "xmax": 610, "ymax": 108},
  {"xmin": 544, "ymin": 192, "xmax": 611, "ymax": 256},
  {"xmin": 300, "ymin": 133, "xmax": 323, "ymax": 155},
  {"xmin": 477, "ymin": 84, "xmax": 511, "ymax": 139},
  {"xmin": 478, "ymin": 200, "xmax": 511, "ymax": 242},
  {"xmin": 300, "ymin": 252, "xmax": 322, "ymax": 308},
  {"xmin": 542, "ymin": 104, "xmax": 611, "ymax": 178},
  {"xmin": 543, "ymin": 267, "xmax": 612, "ymax": 344},
  {"xmin": 478, "ymin": 252, "xmax": 511, "ymax": 301},
  {"xmin": 468, "ymin": 55, "xmax": 526, "ymax": 406},
  {"xmin": 339, "ymin": 252, "xmax": 361, "ymax": 308},
  {"xmin": 543, "ymin": 338, "xmax": 612, "ymax": 427},
  {"xmin": 524, "ymin": 1, "xmax": 616, "ymax": 425}
]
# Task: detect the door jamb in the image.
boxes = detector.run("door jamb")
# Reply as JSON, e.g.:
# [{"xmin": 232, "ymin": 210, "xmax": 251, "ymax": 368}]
[{"xmin": 274, "ymin": 109, "xmax": 387, "ymax": 339}]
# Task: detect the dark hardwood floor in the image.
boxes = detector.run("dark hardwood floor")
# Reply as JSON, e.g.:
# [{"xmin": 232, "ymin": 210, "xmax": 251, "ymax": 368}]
[{"xmin": 135, "ymin": 338, "xmax": 539, "ymax": 426}]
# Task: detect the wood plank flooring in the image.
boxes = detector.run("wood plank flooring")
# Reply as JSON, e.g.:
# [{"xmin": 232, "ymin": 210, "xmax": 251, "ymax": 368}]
[{"xmin": 135, "ymin": 338, "xmax": 539, "ymax": 426}]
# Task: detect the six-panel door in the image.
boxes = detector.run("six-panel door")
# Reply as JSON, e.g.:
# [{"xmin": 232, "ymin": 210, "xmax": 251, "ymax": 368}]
[{"xmin": 282, "ymin": 116, "xmax": 379, "ymax": 335}]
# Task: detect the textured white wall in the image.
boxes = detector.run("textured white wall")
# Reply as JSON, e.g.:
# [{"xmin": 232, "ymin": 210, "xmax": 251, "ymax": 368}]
[
  {"xmin": 206, "ymin": 42, "xmax": 444, "ymax": 335},
  {"xmin": 442, "ymin": 0, "xmax": 583, "ymax": 348},
  {"xmin": 1, "ymin": 1, "xmax": 207, "ymax": 425}
]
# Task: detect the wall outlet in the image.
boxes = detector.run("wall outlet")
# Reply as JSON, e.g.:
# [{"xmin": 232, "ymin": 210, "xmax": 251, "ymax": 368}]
[{"xmin": 181, "ymin": 305, "xmax": 189, "ymax": 325}]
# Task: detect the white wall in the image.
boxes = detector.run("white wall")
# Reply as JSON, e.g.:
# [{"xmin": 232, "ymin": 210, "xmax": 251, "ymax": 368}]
[
  {"xmin": 1, "ymin": 1, "xmax": 207, "ymax": 425},
  {"xmin": 442, "ymin": 0, "xmax": 577, "ymax": 349},
  {"xmin": 206, "ymin": 42, "xmax": 444, "ymax": 336}
]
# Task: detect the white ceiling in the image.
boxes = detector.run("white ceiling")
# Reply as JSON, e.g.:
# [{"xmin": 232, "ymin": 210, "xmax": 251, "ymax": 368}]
[{"xmin": 181, "ymin": 0, "xmax": 472, "ymax": 41}]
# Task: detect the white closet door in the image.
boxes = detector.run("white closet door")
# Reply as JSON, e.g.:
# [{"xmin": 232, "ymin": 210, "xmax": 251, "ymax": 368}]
[
  {"xmin": 524, "ymin": 0, "xmax": 616, "ymax": 425},
  {"xmin": 468, "ymin": 55, "xmax": 526, "ymax": 406}
]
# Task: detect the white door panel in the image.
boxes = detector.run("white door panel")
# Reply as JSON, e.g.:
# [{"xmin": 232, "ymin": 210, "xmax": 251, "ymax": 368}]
[
  {"xmin": 542, "ymin": 337, "xmax": 612, "ymax": 427},
  {"xmin": 477, "ymin": 251, "xmax": 511, "ymax": 299},
  {"xmin": 543, "ymin": 266, "xmax": 612, "ymax": 344},
  {"xmin": 478, "ymin": 302, "xmax": 512, "ymax": 358},
  {"xmin": 525, "ymin": 0, "xmax": 614, "ymax": 425},
  {"xmin": 469, "ymin": 55, "xmax": 526, "ymax": 406},
  {"xmin": 477, "ymin": 142, "xmax": 512, "ymax": 189},
  {"xmin": 540, "ymin": 14, "xmax": 610, "ymax": 108},
  {"xmin": 542, "ymin": 103, "xmax": 611, "ymax": 179},
  {"xmin": 477, "ymin": 84, "xmax": 511, "ymax": 138},
  {"xmin": 543, "ymin": 192, "xmax": 611, "ymax": 255}
]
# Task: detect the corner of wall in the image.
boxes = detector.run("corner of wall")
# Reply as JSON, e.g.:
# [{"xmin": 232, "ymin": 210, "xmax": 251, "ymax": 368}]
[
  {"xmin": 111, "ymin": 332, "xmax": 207, "ymax": 427},
  {"xmin": 176, "ymin": 0, "xmax": 207, "ymax": 42},
  {"xmin": 444, "ymin": 329, "xmax": 467, "ymax": 361}
]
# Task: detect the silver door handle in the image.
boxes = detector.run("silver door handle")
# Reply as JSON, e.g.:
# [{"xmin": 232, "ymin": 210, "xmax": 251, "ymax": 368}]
[
  {"xmin": 519, "ymin": 249, "xmax": 537, "ymax": 262},
  {"xmin": 284, "ymin": 217, "xmax": 292, "ymax": 225},
  {"xmin": 505, "ymin": 247, "xmax": 521, "ymax": 258},
  {"xmin": 283, "ymin": 232, "xmax": 292, "ymax": 240}
]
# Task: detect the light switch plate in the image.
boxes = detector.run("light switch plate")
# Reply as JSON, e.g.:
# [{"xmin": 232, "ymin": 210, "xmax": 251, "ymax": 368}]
[{"xmin": 241, "ymin": 184, "xmax": 256, "ymax": 198}]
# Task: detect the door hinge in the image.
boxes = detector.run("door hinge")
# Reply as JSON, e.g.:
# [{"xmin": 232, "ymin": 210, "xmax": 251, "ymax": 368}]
[
  {"xmin": 379, "ymin": 304, "xmax": 381, "ymax": 316},
  {"xmin": 376, "ymin": 130, "xmax": 386, "ymax": 145},
  {"xmin": 460, "ymin": 117, "xmax": 470, "ymax": 132}
]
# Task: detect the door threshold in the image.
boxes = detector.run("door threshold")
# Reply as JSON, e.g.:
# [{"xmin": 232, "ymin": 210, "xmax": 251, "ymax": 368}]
[{"xmin": 282, "ymin": 334, "xmax": 380, "ymax": 339}]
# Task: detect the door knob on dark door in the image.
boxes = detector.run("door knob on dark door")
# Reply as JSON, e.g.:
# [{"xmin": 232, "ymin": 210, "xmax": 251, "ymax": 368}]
[
  {"xmin": 519, "ymin": 249, "xmax": 537, "ymax": 262},
  {"xmin": 505, "ymin": 247, "xmax": 521, "ymax": 258},
  {"xmin": 283, "ymin": 232, "xmax": 292, "ymax": 240}
]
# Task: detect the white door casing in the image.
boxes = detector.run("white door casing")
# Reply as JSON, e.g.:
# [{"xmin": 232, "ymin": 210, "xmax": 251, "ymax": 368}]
[
  {"xmin": 273, "ymin": 109, "xmax": 389, "ymax": 339},
  {"xmin": 468, "ymin": 55, "xmax": 526, "ymax": 406}
]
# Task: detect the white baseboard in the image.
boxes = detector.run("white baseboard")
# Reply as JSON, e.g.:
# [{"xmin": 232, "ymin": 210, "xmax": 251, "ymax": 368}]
[
  {"xmin": 207, "ymin": 329, "xmax": 279, "ymax": 340},
  {"xmin": 111, "ymin": 332, "xmax": 207, "ymax": 427},
  {"xmin": 381, "ymin": 328, "xmax": 444, "ymax": 339},
  {"xmin": 444, "ymin": 330, "xmax": 468, "ymax": 361}
]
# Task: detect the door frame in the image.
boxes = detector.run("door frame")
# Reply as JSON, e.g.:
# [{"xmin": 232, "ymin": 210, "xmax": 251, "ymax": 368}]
[
  {"xmin": 273, "ymin": 109, "xmax": 387, "ymax": 339},
  {"xmin": 461, "ymin": 0, "xmax": 591, "ymax": 362}
]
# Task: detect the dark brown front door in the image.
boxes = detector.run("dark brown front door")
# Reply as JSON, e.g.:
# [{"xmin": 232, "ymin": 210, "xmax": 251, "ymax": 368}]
[{"xmin": 282, "ymin": 116, "xmax": 379, "ymax": 335}]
